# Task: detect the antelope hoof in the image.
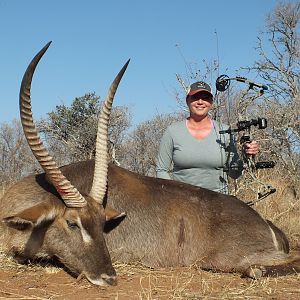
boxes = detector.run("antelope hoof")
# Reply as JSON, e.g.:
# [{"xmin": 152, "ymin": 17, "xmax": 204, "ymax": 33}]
[{"xmin": 245, "ymin": 265, "xmax": 267, "ymax": 279}]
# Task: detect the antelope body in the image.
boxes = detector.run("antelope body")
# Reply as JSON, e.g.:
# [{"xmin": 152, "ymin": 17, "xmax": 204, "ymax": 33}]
[
  {"xmin": 61, "ymin": 159, "xmax": 299, "ymax": 278},
  {"xmin": 1, "ymin": 43, "xmax": 299, "ymax": 287}
]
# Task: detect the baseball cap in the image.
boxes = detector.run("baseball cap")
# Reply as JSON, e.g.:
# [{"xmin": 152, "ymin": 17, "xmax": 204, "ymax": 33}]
[{"xmin": 186, "ymin": 81, "xmax": 213, "ymax": 98}]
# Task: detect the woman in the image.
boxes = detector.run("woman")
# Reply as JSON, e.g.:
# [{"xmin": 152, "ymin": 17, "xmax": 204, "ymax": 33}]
[{"xmin": 156, "ymin": 81, "xmax": 259, "ymax": 193}]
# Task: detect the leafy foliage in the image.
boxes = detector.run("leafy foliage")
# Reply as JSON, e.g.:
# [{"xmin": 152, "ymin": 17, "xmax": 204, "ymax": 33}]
[{"xmin": 39, "ymin": 92, "xmax": 131, "ymax": 164}]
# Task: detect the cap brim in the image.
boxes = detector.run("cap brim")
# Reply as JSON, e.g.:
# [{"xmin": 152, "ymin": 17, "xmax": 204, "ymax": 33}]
[{"xmin": 187, "ymin": 89, "xmax": 213, "ymax": 97}]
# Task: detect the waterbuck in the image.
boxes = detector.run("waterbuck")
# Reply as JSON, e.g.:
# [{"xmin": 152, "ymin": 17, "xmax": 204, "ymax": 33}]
[
  {"xmin": 1, "ymin": 43, "xmax": 299, "ymax": 286},
  {"xmin": 0, "ymin": 42, "xmax": 128, "ymax": 286}
]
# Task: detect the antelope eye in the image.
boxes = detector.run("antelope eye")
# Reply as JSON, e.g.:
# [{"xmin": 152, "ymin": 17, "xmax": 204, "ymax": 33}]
[{"xmin": 66, "ymin": 220, "xmax": 79, "ymax": 230}]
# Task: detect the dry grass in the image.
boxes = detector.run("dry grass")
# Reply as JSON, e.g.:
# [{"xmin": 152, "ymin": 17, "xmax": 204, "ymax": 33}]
[
  {"xmin": 235, "ymin": 175, "xmax": 300, "ymax": 250},
  {"xmin": 0, "ymin": 248, "xmax": 61, "ymax": 275},
  {"xmin": 0, "ymin": 187, "xmax": 4, "ymax": 200},
  {"xmin": 0, "ymin": 252, "xmax": 299, "ymax": 299},
  {"xmin": 114, "ymin": 262, "xmax": 300, "ymax": 299}
]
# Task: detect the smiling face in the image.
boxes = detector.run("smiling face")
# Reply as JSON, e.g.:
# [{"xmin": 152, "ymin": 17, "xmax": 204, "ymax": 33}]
[{"xmin": 186, "ymin": 91, "xmax": 213, "ymax": 119}]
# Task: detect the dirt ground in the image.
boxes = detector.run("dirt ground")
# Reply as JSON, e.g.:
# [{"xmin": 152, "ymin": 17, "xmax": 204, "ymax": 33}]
[{"xmin": 0, "ymin": 253, "xmax": 299, "ymax": 300}]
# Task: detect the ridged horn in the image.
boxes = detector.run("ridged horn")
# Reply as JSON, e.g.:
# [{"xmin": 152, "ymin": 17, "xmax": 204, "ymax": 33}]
[
  {"xmin": 89, "ymin": 59, "xmax": 130, "ymax": 204},
  {"xmin": 19, "ymin": 42, "xmax": 87, "ymax": 208}
]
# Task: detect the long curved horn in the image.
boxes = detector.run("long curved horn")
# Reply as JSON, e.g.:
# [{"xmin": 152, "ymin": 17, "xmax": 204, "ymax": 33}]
[
  {"xmin": 89, "ymin": 60, "xmax": 130, "ymax": 204},
  {"xmin": 19, "ymin": 42, "xmax": 87, "ymax": 208}
]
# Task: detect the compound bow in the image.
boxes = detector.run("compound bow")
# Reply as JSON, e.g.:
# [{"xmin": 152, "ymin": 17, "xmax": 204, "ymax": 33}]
[{"xmin": 215, "ymin": 74, "xmax": 276, "ymax": 206}]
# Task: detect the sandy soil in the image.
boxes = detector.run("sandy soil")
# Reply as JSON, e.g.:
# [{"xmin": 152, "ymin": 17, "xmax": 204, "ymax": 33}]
[{"xmin": 0, "ymin": 258, "xmax": 299, "ymax": 300}]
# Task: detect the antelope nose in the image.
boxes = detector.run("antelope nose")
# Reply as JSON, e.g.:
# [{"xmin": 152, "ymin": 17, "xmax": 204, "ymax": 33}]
[{"xmin": 101, "ymin": 273, "xmax": 117, "ymax": 286}]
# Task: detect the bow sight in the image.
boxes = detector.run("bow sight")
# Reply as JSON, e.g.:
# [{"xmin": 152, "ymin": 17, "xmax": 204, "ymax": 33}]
[{"xmin": 219, "ymin": 117, "xmax": 267, "ymax": 134}]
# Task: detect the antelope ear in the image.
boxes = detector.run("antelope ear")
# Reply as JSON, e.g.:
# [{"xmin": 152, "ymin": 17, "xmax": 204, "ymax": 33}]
[
  {"xmin": 104, "ymin": 206, "xmax": 126, "ymax": 233},
  {"xmin": 2, "ymin": 202, "xmax": 59, "ymax": 231},
  {"xmin": 104, "ymin": 206, "xmax": 126, "ymax": 222}
]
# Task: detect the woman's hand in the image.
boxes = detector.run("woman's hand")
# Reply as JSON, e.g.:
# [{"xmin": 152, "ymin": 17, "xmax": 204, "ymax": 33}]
[{"xmin": 243, "ymin": 141, "xmax": 260, "ymax": 157}]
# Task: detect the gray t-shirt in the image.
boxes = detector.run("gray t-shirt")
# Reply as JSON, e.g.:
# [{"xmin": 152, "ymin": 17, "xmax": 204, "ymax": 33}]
[{"xmin": 156, "ymin": 120, "xmax": 242, "ymax": 193}]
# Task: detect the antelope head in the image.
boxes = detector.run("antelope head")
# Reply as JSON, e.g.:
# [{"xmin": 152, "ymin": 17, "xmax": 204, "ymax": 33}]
[{"xmin": 4, "ymin": 42, "xmax": 129, "ymax": 286}]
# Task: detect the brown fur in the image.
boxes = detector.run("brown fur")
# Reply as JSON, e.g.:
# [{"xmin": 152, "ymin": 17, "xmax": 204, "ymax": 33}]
[
  {"xmin": 60, "ymin": 160, "xmax": 300, "ymax": 277},
  {"xmin": 0, "ymin": 173, "xmax": 117, "ymax": 285},
  {"xmin": 1, "ymin": 159, "xmax": 299, "ymax": 280}
]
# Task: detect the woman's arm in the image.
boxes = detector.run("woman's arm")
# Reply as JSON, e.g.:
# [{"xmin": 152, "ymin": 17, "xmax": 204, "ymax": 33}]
[{"xmin": 156, "ymin": 129, "xmax": 174, "ymax": 179}]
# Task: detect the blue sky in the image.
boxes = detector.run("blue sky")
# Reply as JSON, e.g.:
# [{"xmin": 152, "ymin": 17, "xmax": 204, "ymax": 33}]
[{"xmin": 0, "ymin": 0, "xmax": 284, "ymax": 126}]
